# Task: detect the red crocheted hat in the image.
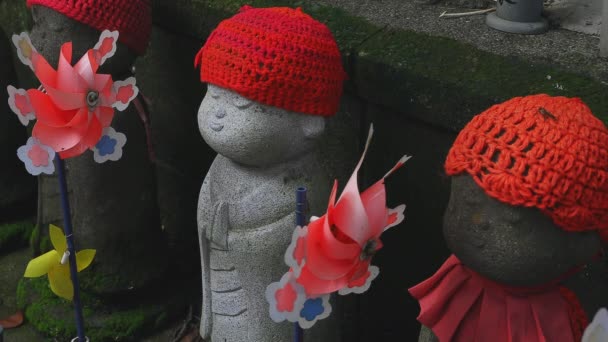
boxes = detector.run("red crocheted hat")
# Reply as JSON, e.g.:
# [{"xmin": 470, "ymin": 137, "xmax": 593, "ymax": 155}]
[
  {"xmin": 194, "ymin": 6, "xmax": 347, "ymax": 116},
  {"xmin": 445, "ymin": 94, "xmax": 608, "ymax": 238},
  {"xmin": 26, "ymin": 0, "xmax": 151, "ymax": 55}
]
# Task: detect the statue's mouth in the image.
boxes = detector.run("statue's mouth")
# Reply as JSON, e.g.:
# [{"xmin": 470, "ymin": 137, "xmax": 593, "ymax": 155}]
[{"xmin": 209, "ymin": 122, "xmax": 224, "ymax": 132}]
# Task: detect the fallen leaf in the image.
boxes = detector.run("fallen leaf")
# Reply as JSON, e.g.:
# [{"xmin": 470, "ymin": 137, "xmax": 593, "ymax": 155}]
[{"xmin": 0, "ymin": 310, "xmax": 24, "ymax": 329}]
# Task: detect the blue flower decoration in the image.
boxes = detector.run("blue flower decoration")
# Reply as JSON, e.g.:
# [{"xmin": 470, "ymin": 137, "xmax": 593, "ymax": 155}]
[
  {"xmin": 300, "ymin": 298, "xmax": 325, "ymax": 322},
  {"xmin": 96, "ymin": 135, "xmax": 117, "ymax": 156},
  {"xmin": 92, "ymin": 127, "xmax": 126, "ymax": 163}
]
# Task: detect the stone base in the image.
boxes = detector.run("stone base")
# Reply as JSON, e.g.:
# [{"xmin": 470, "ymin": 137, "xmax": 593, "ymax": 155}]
[
  {"xmin": 16, "ymin": 272, "xmax": 195, "ymax": 341},
  {"xmin": 486, "ymin": 13, "xmax": 548, "ymax": 35}
]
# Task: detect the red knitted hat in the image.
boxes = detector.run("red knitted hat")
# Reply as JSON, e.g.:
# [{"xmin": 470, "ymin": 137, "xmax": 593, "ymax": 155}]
[
  {"xmin": 194, "ymin": 6, "xmax": 347, "ymax": 116},
  {"xmin": 26, "ymin": 0, "xmax": 151, "ymax": 55},
  {"xmin": 445, "ymin": 94, "xmax": 608, "ymax": 238}
]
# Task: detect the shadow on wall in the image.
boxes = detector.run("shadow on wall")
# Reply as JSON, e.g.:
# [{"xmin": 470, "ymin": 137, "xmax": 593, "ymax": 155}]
[{"xmin": 356, "ymin": 101, "xmax": 454, "ymax": 341}]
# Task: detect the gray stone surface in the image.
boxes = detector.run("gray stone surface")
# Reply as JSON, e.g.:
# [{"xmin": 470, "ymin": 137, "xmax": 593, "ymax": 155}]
[
  {"xmin": 197, "ymin": 85, "xmax": 350, "ymax": 341},
  {"xmin": 307, "ymin": 0, "xmax": 608, "ymax": 82},
  {"xmin": 28, "ymin": 5, "xmax": 168, "ymax": 294},
  {"xmin": 444, "ymin": 175, "xmax": 601, "ymax": 286},
  {"xmin": 0, "ymin": 27, "xmax": 35, "ymax": 213}
]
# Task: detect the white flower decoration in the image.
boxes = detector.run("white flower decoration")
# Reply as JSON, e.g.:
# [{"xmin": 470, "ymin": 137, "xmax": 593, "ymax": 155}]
[
  {"xmin": 266, "ymin": 272, "xmax": 307, "ymax": 324},
  {"xmin": 112, "ymin": 77, "xmax": 139, "ymax": 111},
  {"xmin": 17, "ymin": 137, "xmax": 55, "ymax": 175},
  {"xmin": 11, "ymin": 32, "xmax": 37, "ymax": 70},
  {"xmin": 7, "ymin": 85, "xmax": 35, "ymax": 126},
  {"xmin": 338, "ymin": 265, "xmax": 380, "ymax": 296},
  {"xmin": 91, "ymin": 127, "xmax": 127, "ymax": 163},
  {"xmin": 583, "ymin": 308, "xmax": 608, "ymax": 342},
  {"xmin": 93, "ymin": 30, "xmax": 119, "ymax": 65},
  {"xmin": 284, "ymin": 225, "xmax": 308, "ymax": 278},
  {"xmin": 385, "ymin": 204, "xmax": 406, "ymax": 231}
]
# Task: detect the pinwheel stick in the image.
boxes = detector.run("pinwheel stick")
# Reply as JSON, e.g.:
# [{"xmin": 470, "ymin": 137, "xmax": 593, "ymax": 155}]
[
  {"xmin": 295, "ymin": 187, "xmax": 307, "ymax": 342},
  {"xmin": 55, "ymin": 156, "xmax": 86, "ymax": 341}
]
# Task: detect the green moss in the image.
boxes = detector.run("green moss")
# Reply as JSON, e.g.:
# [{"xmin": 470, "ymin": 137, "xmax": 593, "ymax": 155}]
[
  {"xmin": 78, "ymin": 269, "xmax": 125, "ymax": 292},
  {"xmin": 18, "ymin": 277, "xmax": 173, "ymax": 341},
  {"xmin": 0, "ymin": 0, "xmax": 32, "ymax": 35},
  {"xmin": 351, "ymin": 28, "xmax": 608, "ymax": 130},
  {"xmin": 0, "ymin": 221, "xmax": 35, "ymax": 254}
]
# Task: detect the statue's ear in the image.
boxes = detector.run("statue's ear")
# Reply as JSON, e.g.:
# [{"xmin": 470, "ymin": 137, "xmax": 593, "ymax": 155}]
[{"xmin": 301, "ymin": 115, "xmax": 325, "ymax": 139}]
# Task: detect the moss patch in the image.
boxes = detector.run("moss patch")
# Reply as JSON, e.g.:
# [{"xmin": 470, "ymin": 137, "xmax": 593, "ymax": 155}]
[
  {"xmin": 0, "ymin": 221, "xmax": 35, "ymax": 254},
  {"xmin": 353, "ymin": 28, "xmax": 608, "ymax": 131},
  {"xmin": 17, "ymin": 276, "xmax": 180, "ymax": 341},
  {"xmin": 0, "ymin": 1, "xmax": 32, "ymax": 35}
]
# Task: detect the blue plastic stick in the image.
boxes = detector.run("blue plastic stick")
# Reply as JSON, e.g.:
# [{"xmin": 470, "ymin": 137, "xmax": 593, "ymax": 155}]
[
  {"xmin": 55, "ymin": 156, "xmax": 86, "ymax": 341},
  {"xmin": 294, "ymin": 187, "xmax": 307, "ymax": 342}
]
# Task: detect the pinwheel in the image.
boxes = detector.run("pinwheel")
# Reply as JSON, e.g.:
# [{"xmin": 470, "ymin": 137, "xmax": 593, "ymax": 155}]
[
  {"xmin": 24, "ymin": 225, "xmax": 96, "ymax": 300},
  {"xmin": 6, "ymin": 30, "xmax": 139, "ymax": 341},
  {"xmin": 266, "ymin": 125, "xmax": 411, "ymax": 329},
  {"xmin": 7, "ymin": 30, "xmax": 136, "ymax": 174}
]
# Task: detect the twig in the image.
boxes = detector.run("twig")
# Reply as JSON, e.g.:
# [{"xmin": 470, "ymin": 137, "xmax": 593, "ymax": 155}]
[{"xmin": 440, "ymin": 8, "xmax": 496, "ymax": 18}]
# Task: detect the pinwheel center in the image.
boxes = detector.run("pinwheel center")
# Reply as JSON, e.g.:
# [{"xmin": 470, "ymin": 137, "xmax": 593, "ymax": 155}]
[
  {"xmin": 361, "ymin": 239, "xmax": 378, "ymax": 260},
  {"xmin": 86, "ymin": 90, "xmax": 100, "ymax": 108}
]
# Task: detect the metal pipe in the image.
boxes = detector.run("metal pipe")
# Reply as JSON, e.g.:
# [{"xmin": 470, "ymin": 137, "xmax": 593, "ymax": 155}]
[{"xmin": 486, "ymin": 0, "xmax": 548, "ymax": 35}]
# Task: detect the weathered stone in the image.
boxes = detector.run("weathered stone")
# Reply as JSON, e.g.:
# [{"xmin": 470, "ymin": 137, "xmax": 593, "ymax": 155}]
[
  {"xmin": 0, "ymin": 27, "xmax": 36, "ymax": 219},
  {"xmin": 134, "ymin": 27, "xmax": 214, "ymax": 276},
  {"xmin": 197, "ymin": 84, "xmax": 354, "ymax": 341},
  {"xmin": 28, "ymin": 5, "xmax": 167, "ymax": 293},
  {"xmin": 444, "ymin": 175, "xmax": 600, "ymax": 286}
]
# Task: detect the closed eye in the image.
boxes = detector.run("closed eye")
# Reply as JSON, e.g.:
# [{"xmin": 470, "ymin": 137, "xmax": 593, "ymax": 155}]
[{"xmin": 232, "ymin": 96, "xmax": 253, "ymax": 109}]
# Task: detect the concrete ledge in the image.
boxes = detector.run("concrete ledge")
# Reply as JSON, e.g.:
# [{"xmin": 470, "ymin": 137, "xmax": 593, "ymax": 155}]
[{"xmin": 150, "ymin": 0, "xmax": 608, "ymax": 131}]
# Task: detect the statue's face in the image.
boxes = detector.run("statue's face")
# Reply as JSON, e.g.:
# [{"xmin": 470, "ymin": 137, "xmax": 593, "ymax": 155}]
[
  {"xmin": 443, "ymin": 175, "xmax": 601, "ymax": 286},
  {"xmin": 198, "ymin": 85, "xmax": 325, "ymax": 166},
  {"xmin": 29, "ymin": 6, "xmax": 136, "ymax": 75}
]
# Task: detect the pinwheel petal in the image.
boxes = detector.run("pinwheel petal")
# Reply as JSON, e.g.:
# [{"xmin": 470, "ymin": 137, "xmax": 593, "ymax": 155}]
[
  {"xmin": 73, "ymin": 50, "xmax": 98, "ymax": 86},
  {"xmin": 296, "ymin": 264, "xmax": 350, "ymax": 296},
  {"xmin": 360, "ymin": 180, "xmax": 388, "ymax": 238},
  {"xmin": 49, "ymin": 224, "xmax": 67, "ymax": 254},
  {"xmin": 33, "ymin": 109, "xmax": 89, "ymax": 152},
  {"xmin": 31, "ymin": 52, "xmax": 57, "ymax": 89},
  {"xmin": 79, "ymin": 113, "xmax": 103, "ymax": 149},
  {"xmin": 330, "ymin": 126, "xmax": 376, "ymax": 246},
  {"xmin": 76, "ymin": 249, "xmax": 96, "ymax": 272},
  {"xmin": 96, "ymin": 106, "xmax": 115, "ymax": 127},
  {"xmin": 305, "ymin": 218, "xmax": 358, "ymax": 280},
  {"xmin": 23, "ymin": 250, "xmax": 59, "ymax": 278},
  {"xmin": 56, "ymin": 42, "xmax": 86, "ymax": 93},
  {"xmin": 48, "ymin": 265, "xmax": 73, "ymax": 300},
  {"xmin": 27, "ymin": 89, "xmax": 73, "ymax": 127}
]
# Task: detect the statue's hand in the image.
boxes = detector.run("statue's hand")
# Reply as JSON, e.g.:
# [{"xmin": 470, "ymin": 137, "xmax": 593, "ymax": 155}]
[{"xmin": 208, "ymin": 201, "xmax": 230, "ymax": 249}]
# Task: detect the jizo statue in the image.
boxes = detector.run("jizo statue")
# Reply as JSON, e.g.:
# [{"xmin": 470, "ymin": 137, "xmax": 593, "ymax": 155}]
[
  {"xmin": 410, "ymin": 95, "xmax": 608, "ymax": 342},
  {"xmin": 194, "ymin": 6, "xmax": 347, "ymax": 342}
]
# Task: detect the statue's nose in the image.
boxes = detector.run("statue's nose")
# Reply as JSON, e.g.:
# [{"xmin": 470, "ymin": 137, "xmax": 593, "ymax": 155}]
[{"xmin": 215, "ymin": 108, "xmax": 226, "ymax": 119}]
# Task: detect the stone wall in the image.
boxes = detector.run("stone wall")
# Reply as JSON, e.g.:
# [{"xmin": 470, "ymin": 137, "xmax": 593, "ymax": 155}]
[{"xmin": 2, "ymin": 0, "xmax": 607, "ymax": 340}]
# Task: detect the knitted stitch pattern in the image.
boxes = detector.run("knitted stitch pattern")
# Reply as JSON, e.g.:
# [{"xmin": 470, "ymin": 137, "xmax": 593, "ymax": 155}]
[
  {"xmin": 445, "ymin": 94, "xmax": 608, "ymax": 238},
  {"xmin": 27, "ymin": 0, "xmax": 151, "ymax": 55},
  {"xmin": 194, "ymin": 6, "xmax": 346, "ymax": 116}
]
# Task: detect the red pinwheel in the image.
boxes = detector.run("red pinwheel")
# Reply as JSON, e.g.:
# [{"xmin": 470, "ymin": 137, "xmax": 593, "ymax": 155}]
[
  {"xmin": 296, "ymin": 126, "xmax": 409, "ymax": 296},
  {"xmin": 266, "ymin": 125, "xmax": 410, "ymax": 328},
  {"xmin": 7, "ymin": 30, "xmax": 137, "ymax": 174}
]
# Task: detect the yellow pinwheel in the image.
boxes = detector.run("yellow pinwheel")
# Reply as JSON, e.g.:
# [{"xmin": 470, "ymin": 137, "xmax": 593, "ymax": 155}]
[{"xmin": 24, "ymin": 224, "xmax": 96, "ymax": 300}]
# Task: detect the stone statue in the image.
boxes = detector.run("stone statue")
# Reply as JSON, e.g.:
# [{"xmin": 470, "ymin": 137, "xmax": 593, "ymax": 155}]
[
  {"xmin": 195, "ymin": 6, "xmax": 347, "ymax": 341},
  {"xmin": 27, "ymin": 0, "xmax": 167, "ymax": 294},
  {"xmin": 410, "ymin": 95, "xmax": 608, "ymax": 342}
]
